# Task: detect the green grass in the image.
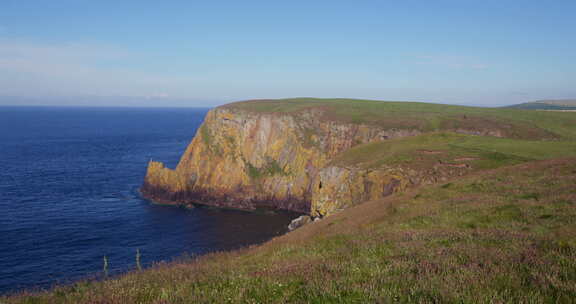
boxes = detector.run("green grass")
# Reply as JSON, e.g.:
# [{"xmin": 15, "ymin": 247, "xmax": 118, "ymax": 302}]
[
  {"xmin": 200, "ymin": 124, "xmax": 223, "ymax": 156},
  {"xmin": 6, "ymin": 158, "xmax": 576, "ymax": 303},
  {"xmin": 245, "ymin": 158, "xmax": 289, "ymax": 180},
  {"xmin": 224, "ymin": 98, "xmax": 576, "ymax": 140},
  {"xmin": 508, "ymin": 102, "xmax": 576, "ymax": 110},
  {"xmin": 508, "ymin": 99, "xmax": 576, "ymax": 110},
  {"xmin": 4, "ymin": 99, "xmax": 576, "ymax": 303},
  {"xmin": 330, "ymin": 132, "xmax": 576, "ymax": 170}
]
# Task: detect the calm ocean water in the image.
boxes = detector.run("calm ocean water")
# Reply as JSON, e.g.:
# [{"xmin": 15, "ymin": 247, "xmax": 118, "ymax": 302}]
[{"xmin": 0, "ymin": 106, "xmax": 295, "ymax": 295}]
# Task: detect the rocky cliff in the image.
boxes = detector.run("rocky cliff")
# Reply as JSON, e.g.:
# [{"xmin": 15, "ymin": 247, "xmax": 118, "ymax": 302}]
[
  {"xmin": 141, "ymin": 98, "xmax": 557, "ymax": 216},
  {"xmin": 142, "ymin": 105, "xmax": 421, "ymax": 215}
]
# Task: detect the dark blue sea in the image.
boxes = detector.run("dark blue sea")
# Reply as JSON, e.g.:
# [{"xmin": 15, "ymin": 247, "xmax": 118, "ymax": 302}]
[{"xmin": 0, "ymin": 106, "xmax": 295, "ymax": 295}]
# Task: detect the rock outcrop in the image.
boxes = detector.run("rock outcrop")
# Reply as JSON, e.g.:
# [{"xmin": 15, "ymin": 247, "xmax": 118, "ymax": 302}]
[
  {"xmin": 141, "ymin": 99, "xmax": 545, "ymax": 216},
  {"xmin": 141, "ymin": 104, "xmax": 428, "ymax": 216},
  {"xmin": 288, "ymin": 215, "xmax": 313, "ymax": 231}
]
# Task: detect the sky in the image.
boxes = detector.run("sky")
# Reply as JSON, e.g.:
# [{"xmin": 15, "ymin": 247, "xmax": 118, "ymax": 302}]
[{"xmin": 0, "ymin": 0, "xmax": 575, "ymax": 107}]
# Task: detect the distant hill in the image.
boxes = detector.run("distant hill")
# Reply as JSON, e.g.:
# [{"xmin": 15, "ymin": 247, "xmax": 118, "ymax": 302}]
[{"xmin": 507, "ymin": 99, "xmax": 576, "ymax": 110}]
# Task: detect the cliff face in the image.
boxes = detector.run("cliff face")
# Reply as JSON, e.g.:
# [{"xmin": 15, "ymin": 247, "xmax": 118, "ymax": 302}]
[
  {"xmin": 141, "ymin": 99, "xmax": 557, "ymax": 216},
  {"xmin": 142, "ymin": 106, "xmax": 424, "ymax": 215}
]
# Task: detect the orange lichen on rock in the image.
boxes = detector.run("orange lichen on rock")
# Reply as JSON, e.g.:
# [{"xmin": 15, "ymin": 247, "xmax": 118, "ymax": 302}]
[
  {"xmin": 141, "ymin": 99, "xmax": 559, "ymax": 216},
  {"xmin": 141, "ymin": 105, "xmax": 424, "ymax": 215}
]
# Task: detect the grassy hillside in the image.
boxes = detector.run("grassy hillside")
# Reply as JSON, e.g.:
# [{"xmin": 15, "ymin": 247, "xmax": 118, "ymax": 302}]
[
  {"xmin": 331, "ymin": 132, "xmax": 576, "ymax": 170},
  {"xmin": 4, "ymin": 99, "xmax": 576, "ymax": 303},
  {"xmin": 225, "ymin": 98, "xmax": 576, "ymax": 139},
  {"xmin": 529, "ymin": 99, "xmax": 576, "ymax": 107},
  {"xmin": 6, "ymin": 158, "xmax": 575, "ymax": 303},
  {"xmin": 507, "ymin": 99, "xmax": 576, "ymax": 111}
]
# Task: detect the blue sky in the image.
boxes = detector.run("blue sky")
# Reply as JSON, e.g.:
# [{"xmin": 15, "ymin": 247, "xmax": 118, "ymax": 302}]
[{"xmin": 0, "ymin": 0, "xmax": 575, "ymax": 107}]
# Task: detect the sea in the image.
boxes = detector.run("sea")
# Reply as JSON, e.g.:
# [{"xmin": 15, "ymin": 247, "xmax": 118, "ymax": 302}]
[{"xmin": 0, "ymin": 106, "xmax": 296, "ymax": 295}]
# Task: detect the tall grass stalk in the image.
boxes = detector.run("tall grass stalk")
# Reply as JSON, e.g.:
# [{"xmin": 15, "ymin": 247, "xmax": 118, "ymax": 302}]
[
  {"xmin": 102, "ymin": 256, "xmax": 108, "ymax": 277},
  {"xmin": 136, "ymin": 249, "xmax": 142, "ymax": 271}
]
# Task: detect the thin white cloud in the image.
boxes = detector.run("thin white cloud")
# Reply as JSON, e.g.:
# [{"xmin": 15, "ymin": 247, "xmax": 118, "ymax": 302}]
[{"xmin": 0, "ymin": 39, "xmax": 199, "ymax": 98}]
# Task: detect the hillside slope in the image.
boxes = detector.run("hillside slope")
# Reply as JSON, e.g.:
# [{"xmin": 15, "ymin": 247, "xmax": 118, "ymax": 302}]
[
  {"xmin": 8, "ymin": 158, "xmax": 576, "ymax": 303},
  {"xmin": 508, "ymin": 99, "xmax": 576, "ymax": 110},
  {"xmin": 142, "ymin": 98, "xmax": 576, "ymax": 216}
]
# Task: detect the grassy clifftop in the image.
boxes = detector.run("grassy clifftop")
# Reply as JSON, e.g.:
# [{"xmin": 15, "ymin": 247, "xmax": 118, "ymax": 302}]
[
  {"xmin": 331, "ymin": 132, "xmax": 576, "ymax": 170},
  {"xmin": 5, "ymin": 99, "xmax": 576, "ymax": 303},
  {"xmin": 225, "ymin": 98, "xmax": 576, "ymax": 139},
  {"xmin": 144, "ymin": 98, "xmax": 576, "ymax": 216}
]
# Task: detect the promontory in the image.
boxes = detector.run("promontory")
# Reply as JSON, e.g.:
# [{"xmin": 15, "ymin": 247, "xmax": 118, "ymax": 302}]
[{"xmin": 141, "ymin": 98, "xmax": 575, "ymax": 217}]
